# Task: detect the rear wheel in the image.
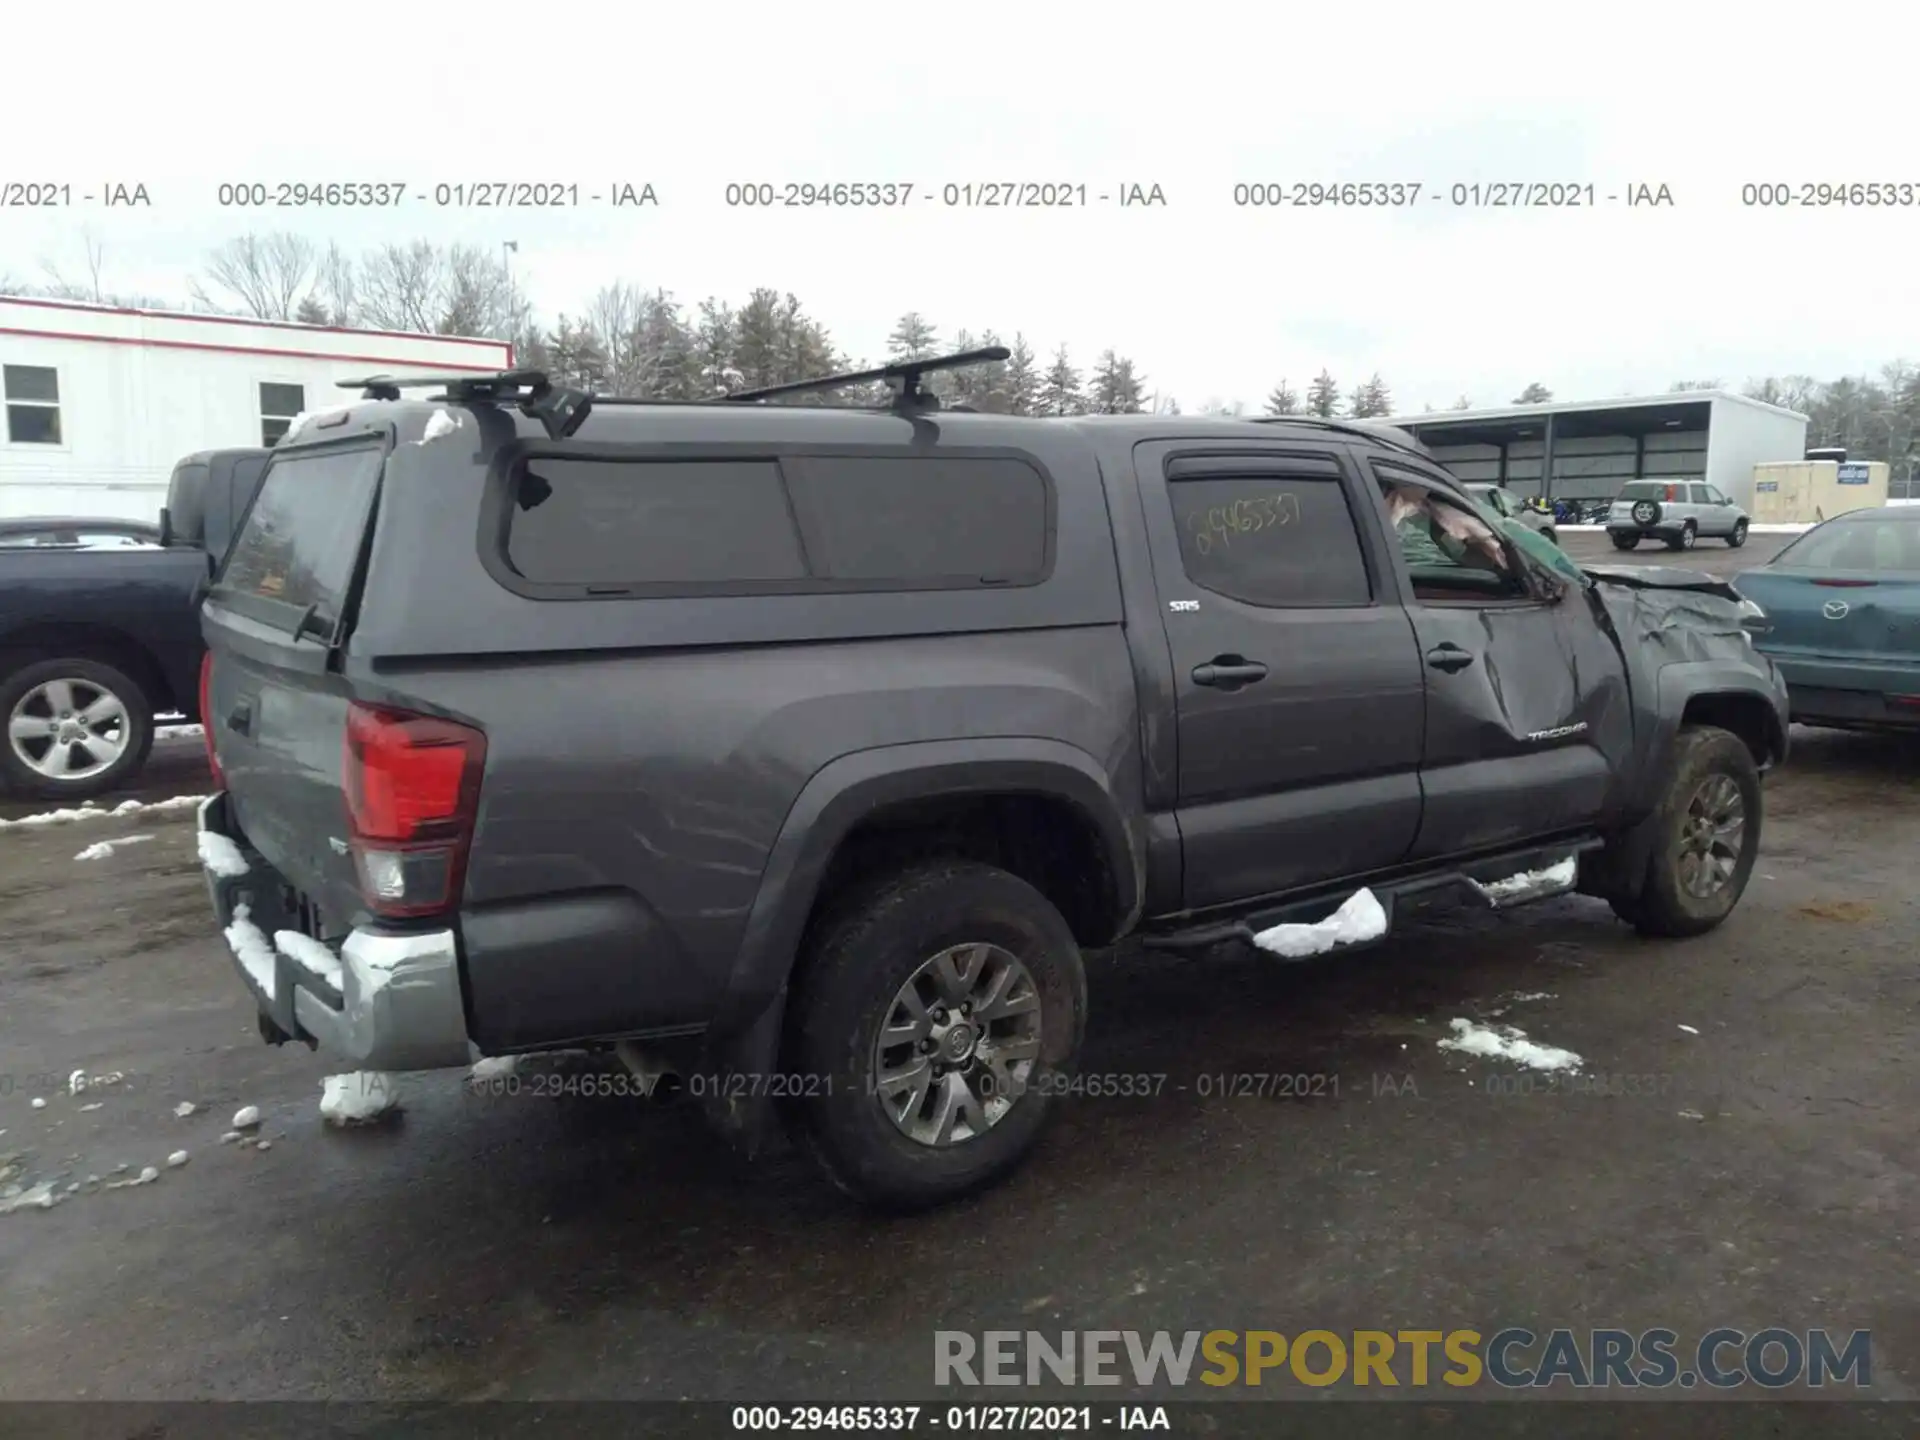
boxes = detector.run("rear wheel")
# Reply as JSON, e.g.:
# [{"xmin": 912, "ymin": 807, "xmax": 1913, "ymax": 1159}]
[
  {"xmin": 0, "ymin": 658, "xmax": 154, "ymax": 801},
  {"xmin": 1607, "ymin": 725, "xmax": 1762, "ymax": 938},
  {"xmin": 1727, "ymin": 519, "xmax": 1749, "ymax": 548},
  {"xmin": 784, "ymin": 860, "xmax": 1087, "ymax": 1211},
  {"xmin": 1611, "ymin": 534, "xmax": 1640, "ymax": 551}
]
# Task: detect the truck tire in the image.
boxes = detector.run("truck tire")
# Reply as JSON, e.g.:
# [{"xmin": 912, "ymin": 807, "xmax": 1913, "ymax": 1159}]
[
  {"xmin": 784, "ymin": 860, "xmax": 1087, "ymax": 1211},
  {"xmin": 1607, "ymin": 725, "xmax": 1761, "ymax": 938},
  {"xmin": 0, "ymin": 657, "xmax": 155, "ymax": 801}
]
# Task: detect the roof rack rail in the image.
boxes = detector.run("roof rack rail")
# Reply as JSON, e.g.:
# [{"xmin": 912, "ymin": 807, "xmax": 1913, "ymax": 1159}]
[
  {"xmin": 1249, "ymin": 414, "xmax": 1433, "ymax": 462},
  {"xmin": 336, "ymin": 369, "xmax": 593, "ymax": 439},
  {"xmin": 722, "ymin": 346, "xmax": 1011, "ymax": 410}
]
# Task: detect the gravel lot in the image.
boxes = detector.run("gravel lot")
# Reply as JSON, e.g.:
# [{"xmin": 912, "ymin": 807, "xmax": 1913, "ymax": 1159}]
[{"xmin": 1, "ymin": 533, "xmax": 1915, "ymax": 1412}]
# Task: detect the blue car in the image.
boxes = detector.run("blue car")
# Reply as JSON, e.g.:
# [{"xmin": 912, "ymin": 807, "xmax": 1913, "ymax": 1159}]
[{"xmin": 1734, "ymin": 506, "xmax": 1920, "ymax": 732}]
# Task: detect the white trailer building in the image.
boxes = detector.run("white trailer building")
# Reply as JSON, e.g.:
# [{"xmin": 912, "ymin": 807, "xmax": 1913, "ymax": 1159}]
[
  {"xmin": 0, "ymin": 297, "xmax": 513, "ymax": 521},
  {"xmin": 1386, "ymin": 391, "xmax": 1810, "ymax": 511}
]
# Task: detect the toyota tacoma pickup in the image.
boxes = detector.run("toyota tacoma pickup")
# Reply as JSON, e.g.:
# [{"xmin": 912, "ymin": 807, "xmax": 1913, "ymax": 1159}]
[{"xmin": 192, "ymin": 357, "xmax": 1789, "ymax": 1210}]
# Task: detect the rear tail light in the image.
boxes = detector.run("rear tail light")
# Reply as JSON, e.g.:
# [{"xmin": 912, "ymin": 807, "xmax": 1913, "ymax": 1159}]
[
  {"xmin": 343, "ymin": 703, "xmax": 486, "ymax": 919},
  {"xmin": 199, "ymin": 652, "xmax": 224, "ymax": 787},
  {"xmin": 1665, "ymin": 484, "xmax": 1678, "ymax": 501}
]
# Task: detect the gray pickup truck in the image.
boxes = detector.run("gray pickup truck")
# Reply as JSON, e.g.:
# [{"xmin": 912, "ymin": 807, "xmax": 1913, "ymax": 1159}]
[{"xmin": 193, "ymin": 355, "xmax": 1789, "ymax": 1209}]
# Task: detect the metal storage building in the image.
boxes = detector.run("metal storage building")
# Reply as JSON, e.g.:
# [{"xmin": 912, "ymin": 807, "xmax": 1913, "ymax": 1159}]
[
  {"xmin": 0, "ymin": 296, "xmax": 513, "ymax": 522},
  {"xmin": 1385, "ymin": 392, "xmax": 1809, "ymax": 511}
]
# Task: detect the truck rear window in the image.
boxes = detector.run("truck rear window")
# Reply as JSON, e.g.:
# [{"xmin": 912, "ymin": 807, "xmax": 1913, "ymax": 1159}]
[
  {"xmin": 1617, "ymin": 482, "xmax": 1671, "ymax": 500},
  {"xmin": 502, "ymin": 453, "xmax": 1051, "ymax": 591},
  {"xmin": 218, "ymin": 444, "xmax": 384, "ymax": 619}
]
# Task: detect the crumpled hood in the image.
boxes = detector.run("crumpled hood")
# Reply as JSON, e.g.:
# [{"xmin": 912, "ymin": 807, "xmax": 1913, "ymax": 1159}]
[
  {"xmin": 1581, "ymin": 563, "xmax": 1744, "ymax": 606},
  {"xmin": 1583, "ymin": 565, "xmax": 1755, "ymax": 661}
]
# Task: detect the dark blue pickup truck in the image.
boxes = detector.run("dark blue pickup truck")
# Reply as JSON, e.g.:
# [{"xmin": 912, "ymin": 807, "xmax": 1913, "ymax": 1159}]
[{"xmin": 0, "ymin": 447, "xmax": 267, "ymax": 799}]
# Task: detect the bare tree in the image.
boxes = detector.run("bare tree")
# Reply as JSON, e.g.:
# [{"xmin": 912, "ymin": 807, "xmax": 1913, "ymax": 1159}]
[
  {"xmin": 586, "ymin": 282, "xmax": 644, "ymax": 391},
  {"xmin": 357, "ymin": 241, "xmax": 443, "ymax": 333},
  {"xmin": 439, "ymin": 244, "xmax": 512, "ymax": 339},
  {"xmin": 192, "ymin": 233, "xmax": 318, "ymax": 319},
  {"xmin": 315, "ymin": 242, "xmax": 358, "ymax": 326},
  {"xmin": 40, "ymin": 231, "xmax": 109, "ymax": 302}
]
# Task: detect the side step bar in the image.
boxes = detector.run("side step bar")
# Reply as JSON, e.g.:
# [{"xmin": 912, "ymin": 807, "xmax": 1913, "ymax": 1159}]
[{"xmin": 1140, "ymin": 837, "xmax": 1603, "ymax": 957}]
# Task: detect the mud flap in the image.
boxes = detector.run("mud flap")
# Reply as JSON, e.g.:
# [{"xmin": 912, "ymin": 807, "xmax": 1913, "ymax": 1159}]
[{"xmin": 696, "ymin": 990, "xmax": 790, "ymax": 1161}]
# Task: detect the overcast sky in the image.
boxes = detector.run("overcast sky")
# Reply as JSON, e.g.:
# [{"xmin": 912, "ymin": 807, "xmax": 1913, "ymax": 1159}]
[{"xmin": 6, "ymin": 1, "xmax": 1918, "ymax": 413}]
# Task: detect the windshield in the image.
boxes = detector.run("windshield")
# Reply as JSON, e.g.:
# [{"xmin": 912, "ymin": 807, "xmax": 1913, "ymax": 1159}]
[{"xmin": 1772, "ymin": 516, "xmax": 1920, "ymax": 572}]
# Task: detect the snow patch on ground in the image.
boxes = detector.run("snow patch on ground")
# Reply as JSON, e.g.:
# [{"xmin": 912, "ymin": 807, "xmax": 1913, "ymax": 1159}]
[
  {"xmin": 1678, "ymin": 1023, "xmax": 1700, "ymax": 1035},
  {"xmin": 198, "ymin": 830, "xmax": 250, "ymax": 877},
  {"xmin": 320, "ymin": 1072, "xmax": 402, "ymax": 1125},
  {"xmin": 75, "ymin": 833, "xmax": 154, "ymax": 862},
  {"xmin": 223, "ymin": 905, "xmax": 277, "ymax": 1001},
  {"xmin": 470, "ymin": 1056, "xmax": 517, "ymax": 1080},
  {"xmin": 0, "ymin": 794, "xmax": 210, "ymax": 831},
  {"xmin": 232, "ymin": 1106, "xmax": 260, "ymax": 1130},
  {"xmin": 0, "ymin": 1180, "xmax": 64, "ymax": 1214},
  {"xmin": 1477, "ymin": 857, "xmax": 1577, "ymax": 901},
  {"xmin": 1252, "ymin": 888, "xmax": 1387, "ymax": 958},
  {"xmin": 1438, "ymin": 1018, "xmax": 1583, "ymax": 1072},
  {"xmin": 274, "ymin": 930, "xmax": 342, "ymax": 989},
  {"xmin": 1562, "ymin": 522, "xmax": 1815, "ymax": 534},
  {"xmin": 156, "ymin": 724, "xmax": 204, "ymax": 740}
]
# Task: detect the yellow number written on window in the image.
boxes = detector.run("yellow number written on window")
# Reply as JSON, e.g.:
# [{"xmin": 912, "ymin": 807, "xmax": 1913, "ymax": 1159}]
[{"xmin": 1185, "ymin": 491, "xmax": 1302, "ymax": 556}]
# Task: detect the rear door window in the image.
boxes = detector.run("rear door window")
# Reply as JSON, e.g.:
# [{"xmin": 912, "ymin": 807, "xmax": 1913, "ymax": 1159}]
[
  {"xmin": 216, "ymin": 442, "xmax": 385, "ymax": 631},
  {"xmin": 1166, "ymin": 470, "xmax": 1372, "ymax": 607}
]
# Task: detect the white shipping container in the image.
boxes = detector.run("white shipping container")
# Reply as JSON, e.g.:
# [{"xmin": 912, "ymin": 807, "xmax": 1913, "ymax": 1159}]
[{"xmin": 0, "ymin": 296, "xmax": 513, "ymax": 521}]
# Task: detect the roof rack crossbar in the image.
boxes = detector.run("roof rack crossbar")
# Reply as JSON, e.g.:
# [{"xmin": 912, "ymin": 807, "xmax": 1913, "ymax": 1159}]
[
  {"xmin": 336, "ymin": 369, "xmax": 593, "ymax": 439},
  {"xmin": 722, "ymin": 346, "xmax": 1011, "ymax": 409}
]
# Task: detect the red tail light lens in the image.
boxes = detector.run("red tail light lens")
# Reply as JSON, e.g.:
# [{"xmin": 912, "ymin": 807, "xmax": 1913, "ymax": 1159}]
[
  {"xmin": 199, "ymin": 652, "xmax": 224, "ymax": 787},
  {"xmin": 1665, "ymin": 484, "xmax": 1678, "ymax": 501},
  {"xmin": 344, "ymin": 703, "xmax": 486, "ymax": 918}
]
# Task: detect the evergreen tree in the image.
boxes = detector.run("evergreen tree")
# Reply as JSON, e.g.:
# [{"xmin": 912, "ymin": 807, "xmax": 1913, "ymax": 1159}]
[
  {"xmin": 1514, "ymin": 381, "xmax": 1554, "ymax": 404},
  {"xmin": 1086, "ymin": 350, "xmax": 1148, "ymax": 413},
  {"xmin": 887, "ymin": 311, "xmax": 940, "ymax": 361},
  {"xmin": 294, "ymin": 295, "xmax": 331, "ymax": 326},
  {"xmin": 1264, "ymin": 380, "xmax": 1300, "ymax": 416},
  {"xmin": 693, "ymin": 298, "xmax": 741, "ymax": 396},
  {"xmin": 1004, "ymin": 334, "xmax": 1041, "ymax": 415},
  {"xmin": 1038, "ymin": 345, "xmax": 1082, "ymax": 416},
  {"xmin": 1306, "ymin": 369, "xmax": 1341, "ymax": 417},
  {"xmin": 1451, "ymin": 395, "xmax": 1472, "ymax": 409},
  {"xmin": 1349, "ymin": 373, "xmax": 1393, "ymax": 418}
]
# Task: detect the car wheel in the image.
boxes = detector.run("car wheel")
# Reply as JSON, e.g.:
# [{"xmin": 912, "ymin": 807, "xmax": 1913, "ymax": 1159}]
[
  {"xmin": 1668, "ymin": 521, "xmax": 1697, "ymax": 552},
  {"xmin": 1607, "ymin": 725, "xmax": 1762, "ymax": 938},
  {"xmin": 785, "ymin": 860, "xmax": 1087, "ymax": 1211},
  {"xmin": 1611, "ymin": 534, "xmax": 1639, "ymax": 551},
  {"xmin": 1727, "ymin": 519, "xmax": 1748, "ymax": 548},
  {"xmin": 1542, "ymin": 528, "xmax": 1559, "ymax": 547},
  {"xmin": 0, "ymin": 657, "xmax": 155, "ymax": 801}
]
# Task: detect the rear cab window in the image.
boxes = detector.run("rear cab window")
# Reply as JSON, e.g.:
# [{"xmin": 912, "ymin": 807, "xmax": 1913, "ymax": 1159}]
[
  {"xmin": 213, "ymin": 441, "xmax": 386, "ymax": 639},
  {"xmin": 496, "ymin": 452, "xmax": 1053, "ymax": 594},
  {"xmin": 1618, "ymin": 481, "xmax": 1679, "ymax": 502}
]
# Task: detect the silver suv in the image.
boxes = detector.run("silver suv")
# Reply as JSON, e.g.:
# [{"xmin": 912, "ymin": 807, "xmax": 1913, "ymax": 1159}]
[
  {"xmin": 1464, "ymin": 483, "xmax": 1559, "ymax": 545},
  {"xmin": 1607, "ymin": 479, "xmax": 1750, "ymax": 552}
]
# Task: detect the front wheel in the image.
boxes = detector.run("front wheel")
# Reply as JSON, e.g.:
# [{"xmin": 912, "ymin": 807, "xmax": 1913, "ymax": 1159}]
[
  {"xmin": 0, "ymin": 657, "xmax": 155, "ymax": 801},
  {"xmin": 1607, "ymin": 725, "xmax": 1762, "ymax": 938},
  {"xmin": 1727, "ymin": 520, "xmax": 1749, "ymax": 548},
  {"xmin": 784, "ymin": 861, "xmax": 1087, "ymax": 1211},
  {"xmin": 1668, "ymin": 522, "xmax": 1697, "ymax": 552}
]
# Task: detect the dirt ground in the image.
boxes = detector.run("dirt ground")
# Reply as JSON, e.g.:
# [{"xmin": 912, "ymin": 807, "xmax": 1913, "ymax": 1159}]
[{"xmin": 0, "ymin": 535, "xmax": 1915, "ymax": 1410}]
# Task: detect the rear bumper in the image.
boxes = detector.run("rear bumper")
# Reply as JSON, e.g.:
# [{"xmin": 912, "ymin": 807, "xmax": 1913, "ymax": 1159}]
[
  {"xmin": 1607, "ymin": 524, "xmax": 1682, "ymax": 542},
  {"xmin": 198, "ymin": 794, "xmax": 472, "ymax": 1071}
]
